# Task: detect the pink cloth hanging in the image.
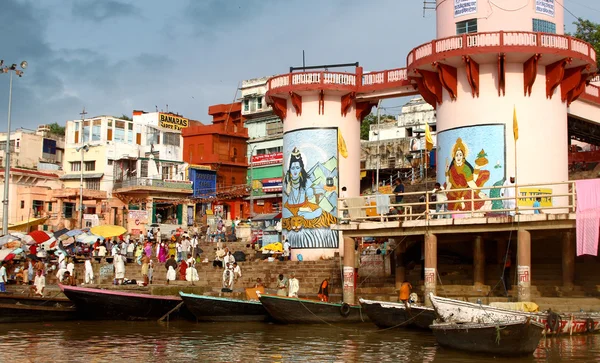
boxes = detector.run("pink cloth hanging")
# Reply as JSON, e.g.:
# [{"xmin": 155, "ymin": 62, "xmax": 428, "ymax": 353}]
[{"xmin": 575, "ymin": 179, "xmax": 600, "ymax": 256}]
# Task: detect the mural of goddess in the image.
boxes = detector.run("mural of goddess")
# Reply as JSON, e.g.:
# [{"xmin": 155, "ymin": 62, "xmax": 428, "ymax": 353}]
[{"xmin": 444, "ymin": 137, "xmax": 492, "ymax": 211}]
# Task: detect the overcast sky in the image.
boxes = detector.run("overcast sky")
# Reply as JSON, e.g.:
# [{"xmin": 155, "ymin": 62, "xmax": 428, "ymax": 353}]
[{"xmin": 0, "ymin": 0, "xmax": 598, "ymax": 130}]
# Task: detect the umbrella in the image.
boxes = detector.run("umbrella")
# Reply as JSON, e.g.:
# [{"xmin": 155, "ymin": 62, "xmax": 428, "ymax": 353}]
[
  {"xmin": 62, "ymin": 237, "xmax": 75, "ymax": 247},
  {"xmin": 150, "ymin": 223, "xmax": 160, "ymax": 228},
  {"xmin": 39, "ymin": 237, "xmax": 57, "ymax": 251},
  {"xmin": 90, "ymin": 225, "xmax": 127, "ymax": 239},
  {"xmin": 77, "ymin": 234, "xmax": 104, "ymax": 244},
  {"xmin": 66, "ymin": 229, "xmax": 84, "ymax": 237},
  {"xmin": 26, "ymin": 254, "xmax": 38, "ymax": 261},
  {"xmin": 53, "ymin": 228, "xmax": 70, "ymax": 239},
  {"xmin": 12, "ymin": 247, "xmax": 23, "ymax": 255},
  {"xmin": 0, "ymin": 234, "xmax": 18, "ymax": 247},
  {"xmin": 0, "ymin": 249, "xmax": 13, "ymax": 261},
  {"xmin": 28, "ymin": 230, "xmax": 51, "ymax": 244},
  {"xmin": 10, "ymin": 232, "xmax": 26, "ymax": 240},
  {"xmin": 3, "ymin": 253, "xmax": 15, "ymax": 262}
]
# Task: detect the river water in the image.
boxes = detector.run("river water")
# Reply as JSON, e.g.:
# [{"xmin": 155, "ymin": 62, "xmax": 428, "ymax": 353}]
[{"xmin": 0, "ymin": 321, "xmax": 598, "ymax": 363}]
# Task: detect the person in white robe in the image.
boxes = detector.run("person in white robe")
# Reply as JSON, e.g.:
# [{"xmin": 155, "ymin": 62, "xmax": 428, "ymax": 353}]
[
  {"xmin": 186, "ymin": 257, "xmax": 199, "ymax": 282},
  {"xmin": 501, "ymin": 175, "xmax": 517, "ymax": 216},
  {"xmin": 288, "ymin": 272, "xmax": 299, "ymax": 297},
  {"xmin": 114, "ymin": 254, "xmax": 126, "ymax": 285},
  {"xmin": 84, "ymin": 257, "xmax": 94, "ymax": 284},
  {"xmin": 66, "ymin": 258, "xmax": 75, "ymax": 285},
  {"xmin": 166, "ymin": 265, "xmax": 177, "ymax": 284},
  {"xmin": 58, "ymin": 252, "xmax": 67, "ymax": 270},
  {"xmin": 222, "ymin": 263, "xmax": 234, "ymax": 289},
  {"xmin": 31, "ymin": 270, "xmax": 45, "ymax": 297},
  {"xmin": 56, "ymin": 267, "xmax": 68, "ymax": 282}
]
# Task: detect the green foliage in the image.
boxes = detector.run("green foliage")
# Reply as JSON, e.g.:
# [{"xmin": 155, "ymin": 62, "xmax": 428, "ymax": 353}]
[
  {"xmin": 360, "ymin": 113, "xmax": 396, "ymax": 140},
  {"xmin": 47, "ymin": 122, "xmax": 65, "ymax": 136},
  {"xmin": 571, "ymin": 18, "xmax": 600, "ymax": 67},
  {"xmin": 117, "ymin": 114, "xmax": 132, "ymax": 121}
]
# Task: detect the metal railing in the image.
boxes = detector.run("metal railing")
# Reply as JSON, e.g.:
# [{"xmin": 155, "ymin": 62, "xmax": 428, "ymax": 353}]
[
  {"xmin": 113, "ymin": 177, "xmax": 192, "ymax": 191},
  {"xmin": 337, "ymin": 181, "xmax": 575, "ymax": 223}
]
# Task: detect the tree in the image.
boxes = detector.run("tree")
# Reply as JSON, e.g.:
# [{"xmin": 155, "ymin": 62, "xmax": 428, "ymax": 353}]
[
  {"xmin": 571, "ymin": 18, "xmax": 600, "ymax": 67},
  {"xmin": 47, "ymin": 122, "xmax": 65, "ymax": 136},
  {"xmin": 360, "ymin": 113, "xmax": 396, "ymax": 140},
  {"xmin": 116, "ymin": 114, "xmax": 132, "ymax": 121}
]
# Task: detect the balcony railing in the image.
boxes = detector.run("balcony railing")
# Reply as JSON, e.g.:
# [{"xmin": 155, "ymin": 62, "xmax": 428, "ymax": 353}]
[{"xmin": 113, "ymin": 178, "xmax": 192, "ymax": 191}]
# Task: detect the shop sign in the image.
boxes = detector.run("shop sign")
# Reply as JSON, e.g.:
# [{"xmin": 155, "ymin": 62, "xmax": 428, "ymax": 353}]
[
  {"xmin": 251, "ymin": 152, "xmax": 283, "ymax": 166},
  {"xmin": 517, "ymin": 188, "xmax": 552, "ymax": 207},
  {"xmin": 535, "ymin": 0, "xmax": 554, "ymax": 17},
  {"xmin": 128, "ymin": 210, "xmax": 149, "ymax": 222},
  {"xmin": 454, "ymin": 0, "xmax": 477, "ymax": 17},
  {"xmin": 262, "ymin": 177, "xmax": 282, "ymax": 192},
  {"xmin": 159, "ymin": 113, "xmax": 189, "ymax": 131}
]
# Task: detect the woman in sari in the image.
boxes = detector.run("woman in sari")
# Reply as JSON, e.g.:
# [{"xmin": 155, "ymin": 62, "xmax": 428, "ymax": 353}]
[
  {"xmin": 179, "ymin": 259, "xmax": 187, "ymax": 280},
  {"xmin": 144, "ymin": 241, "xmax": 153, "ymax": 259},
  {"xmin": 158, "ymin": 242, "xmax": 167, "ymax": 263},
  {"xmin": 444, "ymin": 138, "xmax": 490, "ymax": 211},
  {"xmin": 168, "ymin": 238, "xmax": 176, "ymax": 258}
]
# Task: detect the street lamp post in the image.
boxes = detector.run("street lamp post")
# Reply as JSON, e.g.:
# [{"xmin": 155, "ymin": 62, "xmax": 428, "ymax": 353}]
[
  {"xmin": 248, "ymin": 144, "xmax": 257, "ymax": 217},
  {"xmin": 1, "ymin": 60, "xmax": 27, "ymax": 235},
  {"xmin": 76, "ymin": 144, "xmax": 90, "ymax": 229},
  {"xmin": 375, "ymin": 99, "xmax": 382, "ymax": 193}
]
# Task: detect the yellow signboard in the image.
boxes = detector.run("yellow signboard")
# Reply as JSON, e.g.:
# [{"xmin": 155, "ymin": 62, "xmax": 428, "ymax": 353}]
[
  {"xmin": 159, "ymin": 113, "xmax": 189, "ymax": 131},
  {"xmin": 378, "ymin": 185, "xmax": 392, "ymax": 194},
  {"xmin": 518, "ymin": 188, "xmax": 552, "ymax": 207}
]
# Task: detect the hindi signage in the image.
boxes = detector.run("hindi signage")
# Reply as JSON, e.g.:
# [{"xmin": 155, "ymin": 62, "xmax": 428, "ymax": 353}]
[
  {"xmin": 128, "ymin": 210, "xmax": 149, "ymax": 223},
  {"xmin": 158, "ymin": 113, "xmax": 189, "ymax": 131},
  {"xmin": 454, "ymin": 0, "xmax": 477, "ymax": 17},
  {"xmin": 251, "ymin": 152, "xmax": 283, "ymax": 166},
  {"xmin": 535, "ymin": 0, "xmax": 554, "ymax": 17}
]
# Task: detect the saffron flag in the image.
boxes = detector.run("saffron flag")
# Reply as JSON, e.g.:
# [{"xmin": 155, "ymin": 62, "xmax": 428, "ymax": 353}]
[
  {"xmin": 425, "ymin": 122, "xmax": 434, "ymax": 151},
  {"xmin": 513, "ymin": 106, "xmax": 519, "ymax": 141},
  {"xmin": 338, "ymin": 131, "xmax": 348, "ymax": 158}
]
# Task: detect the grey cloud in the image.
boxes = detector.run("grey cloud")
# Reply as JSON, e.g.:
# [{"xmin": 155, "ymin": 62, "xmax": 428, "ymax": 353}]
[
  {"xmin": 72, "ymin": 0, "xmax": 138, "ymax": 22},
  {"xmin": 184, "ymin": 0, "xmax": 272, "ymax": 35}
]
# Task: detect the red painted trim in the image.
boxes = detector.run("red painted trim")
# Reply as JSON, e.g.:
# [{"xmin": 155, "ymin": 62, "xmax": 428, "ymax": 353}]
[
  {"xmin": 545, "ymin": 59, "xmax": 570, "ymax": 99},
  {"xmin": 418, "ymin": 70, "xmax": 443, "ymax": 104},
  {"xmin": 0, "ymin": 168, "xmax": 58, "ymax": 178},
  {"xmin": 498, "ymin": 54, "xmax": 506, "ymax": 97},
  {"xmin": 340, "ymin": 92, "xmax": 355, "ymax": 117},
  {"xmin": 268, "ymin": 96, "xmax": 287, "ymax": 121},
  {"xmin": 290, "ymin": 92, "xmax": 302, "ymax": 116},
  {"xmin": 580, "ymin": 84, "xmax": 600, "ymax": 104},
  {"xmin": 523, "ymin": 54, "xmax": 541, "ymax": 96},
  {"xmin": 561, "ymin": 66, "xmax": 588, "ymax": 103},
  {"xmin": 463, "ymin": 56, "xmax": 479, "ymax": 98},
  {"xmin": 413, "ymin": 76, "xmax": 438, "ymax": 109},
  {"xmin": 435, "ymin": 62, "xmax": 458, "ymax": 100},
  {"xmin": 355, "ymin": 102, "xmax": 376, "ymax": 122}
]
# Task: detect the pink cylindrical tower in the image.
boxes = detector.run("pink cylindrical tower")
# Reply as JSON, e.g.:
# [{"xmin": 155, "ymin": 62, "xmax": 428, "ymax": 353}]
[
  {"xmin": 265, "ymin": 69, "xmax": 367, "ymax": 260},
  {"xmin": 409, "ymin": 0, "xmax": 596, "ymax": 213}
]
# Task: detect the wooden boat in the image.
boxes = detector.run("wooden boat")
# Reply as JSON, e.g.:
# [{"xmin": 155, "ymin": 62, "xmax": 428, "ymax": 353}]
[
  {"xmin": 429, "ymin": 293, "xmax": 600, "ymax": 335},
  {"xmin": 431, "ymin": 318, "xmax": 545, "ymax": 356},
  {"xmin": 59, "ymin": 284, "xmax": 184, "ymax": 320},
  {"xmin": 180, "ymin": 292, "xmax": 268, "ymax": 322},
  {"xmin": 0, "ymin": 302, "xmax": 76, "ymax": 323},
  {"xmin": 258, "ymin": 294, "xmax": 368, "ymax": 324},
  {"xmin": 359, "ymin": 298, "xmax": 436, "ymax": 330},
  {"xmin": 0, "ymin": 293, "xmax": 73, "ymax": 308}
]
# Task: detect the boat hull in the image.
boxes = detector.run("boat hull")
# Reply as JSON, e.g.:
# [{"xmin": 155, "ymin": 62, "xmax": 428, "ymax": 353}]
[
  {"xmin": 180, "ymin": 293, "xmax": 268, "ymax": 322},
  {"xmin": 429, "ymin": 293, "xmax": 600, "ymax": 335},
  {"xmin": 0, "ymin": 293, "xmax": 73, "ymax": 308},
  {"xmin": 259, "ymin": 295, "xmax": 368, "ymax": 324},
  {"xmin": 432, "ymin": 319, "xmax": 544, "ymax": 356},
  {"xmin": 0, "ymin": 303, "xmax": 76, "ymax": 324},
  {"xmin": 359, "ymin": 298, "xmax": 436, "ymax": 329},
  {"xmin": 60, "ymin": 284, "xmax": 183, "ymax": 320}
]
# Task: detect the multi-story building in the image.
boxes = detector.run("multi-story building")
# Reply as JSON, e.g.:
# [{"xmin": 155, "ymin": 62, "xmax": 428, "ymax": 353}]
[
  {"xmin": 241, "ymin": 77, "xmax": 283, "ymax": 215},
  {"xmin": 60, "ymin": 112, "xmax": 196, "ymax": 232},
  {"xmin": 182, "ymin": 102, "xmax": 248, "ymax": 220},
  {"xmin": 0, "ymin": 125, "xmax": 65, "ymax": 170}
]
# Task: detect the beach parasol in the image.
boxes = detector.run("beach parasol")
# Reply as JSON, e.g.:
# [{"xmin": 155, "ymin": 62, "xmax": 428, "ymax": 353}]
[
  {"xmin": 2, "ymin": 253, "xmax": 15, "ymax": 262},
  {"xmin": 77, "ymin": 234, "xmax": 104, "ymax": 244},
  {"xmin": 53, "ymin": 228, "xmax": 70, "ymax": 239},
  {"xmin": 90, "ymin": 225, "xmax": 127, "ymax": 239},
  {"xmin": 10, "ymin": 232, "xmax": 26, "ymax": 240},
  {"xmin": 39, "ymin": 238, "xmax": 58, "ymax": 251},
  {"xmin": 28, "ymin": 230, "xmax": 51, "ymax": 244},
  {"xmin": 61, "ymin": 237, "xmax": 75, "ymax": 247},
  {"xmin": 0, "ymin": 249, "xmax": 14, "ymax": 261},
  {"xmin": 11, "ymin": 247, "xmax": 24, "ymax": 255},
  {"xmin": 66, "ymin": 229, "xmax": 84, "ymax": 237},
  {"xmin": 0, "ymin": 234, "xmax": 19, "ymax": 247}
]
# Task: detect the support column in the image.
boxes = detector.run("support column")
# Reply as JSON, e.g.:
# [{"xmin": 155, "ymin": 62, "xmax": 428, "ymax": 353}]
[
  {"xmin": 473, "ymin": 235, "xmax": 485, "ymax": 288},
  {"xmin": 343, "ymin": 237, "xmax": 356, "ymax": 305},
  {"xmin": 562, "ymin": 230, "xmax": 575, "ymax": 290},
  {"xmin": 517, "ymin": 229, "xmax": 531, "ymax": 302},
  {"xmin": 395, "ymin": 240, "xmax": 406, "ymax": 290},
  {"xmin": 424, "ymin": 233, "xmax": 437, "ymax": 306}
]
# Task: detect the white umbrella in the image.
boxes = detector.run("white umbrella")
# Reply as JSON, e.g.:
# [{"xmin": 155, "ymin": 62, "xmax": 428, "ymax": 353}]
[
  {"xmin": 77, "ymin": 234, "xmax": 104, "ymax": 244},
  {"xmin": 0, "ymin": 234, "xmax": 18, "ymax": 247},
  {"xmin": 39, "ymin": 237, "xmax": 58, "ymax": 251},
  {"xmin": 0, "ymin": 249, "xmax": 14, "ymax": 261}
]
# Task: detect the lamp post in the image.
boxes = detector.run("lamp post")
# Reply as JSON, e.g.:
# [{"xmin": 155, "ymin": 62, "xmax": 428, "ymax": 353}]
[
  {"xmin": 1, "ymin": 60, "xmax": 27, "ymax": 235},
  {"xmin": 248, "ymin": 144, "xmax": 258, "ymax": 217},
  {"xmin": 76, "ymin": 143, "xmax": 90, "ymax": 228},
  {"xmin": 375, "ymin": 99, "xmax": 382, "ymax": 193}
]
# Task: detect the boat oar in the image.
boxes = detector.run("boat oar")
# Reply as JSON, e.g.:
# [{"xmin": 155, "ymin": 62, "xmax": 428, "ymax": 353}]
[{"xmin": 158, "ymin": 301, "xmax": 184, "ymax": 322}]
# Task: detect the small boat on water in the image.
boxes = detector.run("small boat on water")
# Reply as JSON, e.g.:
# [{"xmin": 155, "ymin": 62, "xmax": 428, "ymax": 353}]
[
  {"xmin": 359, "ymin": 298, "xmax": 436, "ymax": 330},
  {"xmin": 429, "ymin": 293, "xmax": 600, "ymax": 335},
  {"xmin": 431, "ymin": 318, "xmax": 545, "ymax": 356},
  {"xmin": 0, "ymin": 293, "xmax": 76, "ymax": 323},
  {"xmin": 258, "ymin": 294, "xmax": 368, "ymax": 324},
  {"xmin": 180, "ymin": 292, "xmax": 268, "ymax": 322},
  {"xmin": 59, "ymin": 284, "xmax": 184, "ymax": 321}
]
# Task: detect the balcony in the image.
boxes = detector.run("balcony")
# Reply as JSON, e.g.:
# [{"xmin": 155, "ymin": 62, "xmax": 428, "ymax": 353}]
[{"xmin": 113, "ymin": 177, "xmax": 193, "ymax": 194}]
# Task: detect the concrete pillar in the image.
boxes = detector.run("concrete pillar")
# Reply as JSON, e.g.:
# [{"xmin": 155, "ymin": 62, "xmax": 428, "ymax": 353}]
[
  {"xmin": 342, "ymin": 237, "xmax": 356, "ymax": 305},
  {"xmin": 424, "ymin": 233, "xmax": 437, "ymax": 306},
  {"xmin": 562, "ymin": 230, "xmax": 575, "ymax": 289},
  {"xmin": 394, "ymin": 240, "xmax": 406, "ymax": 290},
  {"xmin": 517, "ymin": 229, "xmax": 531, "ymax": 302},
  {"xmin": 473, "ymin": 235, "xmax": 485, "ymax": 288}
]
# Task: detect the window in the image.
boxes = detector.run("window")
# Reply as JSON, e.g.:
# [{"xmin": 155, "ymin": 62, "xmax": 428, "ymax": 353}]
[
  {"xmin": 257, "ymin": 97, "xmax": 263, "ymax": 109},
  {"xmin": 147, "ymin": 127, "xmax": 160, "ymax": 145},
  {"xmin": 82, "ymin": 120, "xmax": 90, "ymax": 143},
  {"xmin": 85, "ymin": 178, "xmax": 100, "ymax": 190},
  {"xmin": 456, "ymin": 19, "xmax": 477, "ymax": 34},
  {"xmin": 140, "ymin": 160, "xmax": 148, "ymax": 177},
  {"xmin": 63, "ymin": 202, "xmax": 75, "ymax": 218},
  {"xmin": 162, "ymin": 166, "xmax": 171, "ymax": 179},
  {"xmin": 20, "ymin": 200, "xmax": 24, "ymax": 209},
  {"xmin": 114, "ymin": 120, "xmax": 126, "ymax": 142},
  {"xmin": 32, "ymin": 200, "xmax": 44, "ymax": 216},
  {"xmin": 47, "ymin": 202, "xmax": 53, "ymax": 212},
  {"xmin": 127, "ymin": 123, "xmax": 133, "ymax": 143},
  {"xmin": 108, "ymin": 159, "xmax": 113, "ymax": 165},
  {"xmin": 533, "ymin": 19, "xmax": 556, "ymax": 33},
  {"xmin": 91, "ymin": 119, "xmax": 101, "ymax": 141},
  {"xmin": 16, "ymin": 139, "xmax": 20, "ymax": 148},
  {"xmin": 243, "ymin": 99, "xmax": 249, "ymax": 112},
  {"xmin": 70, "ymin": 161, "xmax": 81, "ymax": 172},
  {"xmin": 84, "ymin": 161, "xmax": 96, "ymax": 171},
  {"xmin": 163, "ymin": 132, "xmax": 180, "ymax": 146},
  {"xmin": 74, "ymin": 122, "xmax": 80, "ymax": 143},
  {"xmin": 107, "ymin": 128, "xmax": 113, "ymax": 141}
]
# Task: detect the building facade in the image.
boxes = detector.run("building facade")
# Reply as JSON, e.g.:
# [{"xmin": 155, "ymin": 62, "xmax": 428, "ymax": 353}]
[{"xmin": 241, "ymin": 77, "xmax": 284, "ymax": 215}]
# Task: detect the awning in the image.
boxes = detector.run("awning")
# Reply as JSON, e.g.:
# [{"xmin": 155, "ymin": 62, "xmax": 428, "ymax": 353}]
[
  {"xmin": 244, "ymin": 193, "xmax": 282, "ymax": 200},
  {"xmin": 60, "ymin": 173, "xmax": 104, "ymax": 180},
  {"xmin": 7, "ymin": 217, "xmax": 48, "ymax": 232},
  {"xmin": 252, "ymin": 213, "xmax": 282, "ymax": 221}
]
